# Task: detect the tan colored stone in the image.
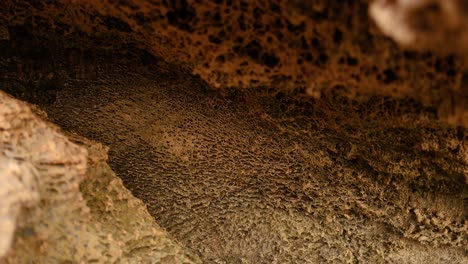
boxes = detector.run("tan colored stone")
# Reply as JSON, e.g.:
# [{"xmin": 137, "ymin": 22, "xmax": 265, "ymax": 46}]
[{"xmin": 0, "ymin": 91, "xmax": 200, "ymax": 263}]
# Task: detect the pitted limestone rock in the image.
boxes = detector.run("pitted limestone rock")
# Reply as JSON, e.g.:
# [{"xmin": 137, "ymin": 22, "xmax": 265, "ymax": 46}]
[
  {"xmin": 0, "ymin": 91, "xmax": 200, "ymax": 263},
  {"xmin": 1, "ymin": 0, "xmax": 466, "ymax": 125}
]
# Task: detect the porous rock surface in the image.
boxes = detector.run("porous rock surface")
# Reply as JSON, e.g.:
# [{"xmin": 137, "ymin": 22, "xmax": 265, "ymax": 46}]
[
  {"xmin": 1, "ymin": 0, "xmax": 466, "ymax": 125},
  {"xmin": 0, "ymin": 0, "xmax": 467, "ymax": 263},
  {"xmin": 0, "ymin": 91, "xmax": 200, "ymax": 263},
  {"xmin": 27, "ymin": 62, "xmax": 466, "ymax": 263}
]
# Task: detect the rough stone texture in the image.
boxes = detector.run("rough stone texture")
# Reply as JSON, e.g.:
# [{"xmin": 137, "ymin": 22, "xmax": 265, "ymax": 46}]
[
  {"xmin": 0, "ymin": 0, "xmax": 467, "ymax": 263},
  {"xmin": 0, "ymin": 0, "xmax": 466, "ymax": 126},
  {"xmin": 0, "ymin": 93, "xmax": 43, "ymax": 258},
  {"xmin": 0, "ymin": 91, "xmax": 200, "ymax": 263},
  {"xmin": 2, "ymin": 56, "xmax": 466, "ymax": 262}
]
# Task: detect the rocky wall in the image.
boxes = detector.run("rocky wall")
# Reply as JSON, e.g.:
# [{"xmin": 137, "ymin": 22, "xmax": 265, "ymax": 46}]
[
  {"xmin": 0, "ymin": 91, "xmax": 200, "ymax": 263},
  {"xmin": 0, "ymin": 0, "xmax": 466, "ymax": 263},
  {"xmin": 0, "ymin": 0, "xmax": 466, "ymax": 125}
]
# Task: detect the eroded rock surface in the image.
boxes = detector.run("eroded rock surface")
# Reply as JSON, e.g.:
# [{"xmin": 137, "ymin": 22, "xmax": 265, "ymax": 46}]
[
  {"xmin": 0, "ymin": 0, "xmax": 467, "ymax": 125},
  {"xmin": 0, "ymin": 91, "xmax": 199, "ymax": 263},
  {"xmin": 0, "ymin": 0, "xmax": 467, "ymax": 263},
  {"xmin": 2, "ymin": 53, "xmax": 465, "ymax": 262}
]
